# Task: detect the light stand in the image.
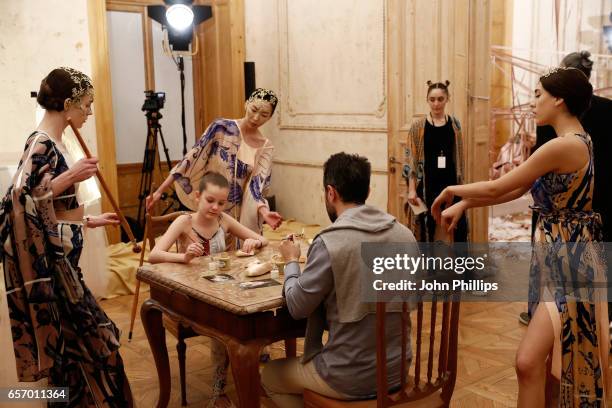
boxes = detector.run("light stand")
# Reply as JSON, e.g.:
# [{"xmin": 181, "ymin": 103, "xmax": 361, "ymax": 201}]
[
  {"xmin": 147, "ymin": 0, "xmax": 212, "ymax": 167},
  {"xmin": 177, "ymin": 55, "xmax": 187, "ymax": 155}
]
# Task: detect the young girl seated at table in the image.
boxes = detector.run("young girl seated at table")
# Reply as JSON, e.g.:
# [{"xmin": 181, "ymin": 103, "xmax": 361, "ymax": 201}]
[
  {"xmin": 148, "ymin": 171, "xmax": 268, "ymax": 407},
  {"xmin": 149, "ymin": 171, "xmax": 268, "ymax": 264}
]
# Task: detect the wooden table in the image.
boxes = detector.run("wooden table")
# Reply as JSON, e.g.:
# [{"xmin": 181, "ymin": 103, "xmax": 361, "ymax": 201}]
[{"xmin": 137, "ymin": 245, "xmax": 307, "ymax": 408}]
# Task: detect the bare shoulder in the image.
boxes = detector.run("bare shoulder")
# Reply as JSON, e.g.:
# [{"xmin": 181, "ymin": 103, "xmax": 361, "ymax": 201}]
[
  {"xmin": 535, "ymin": 136, "xmax": 578, "ymax": 154},
  {"xmin": 173, "ymin": 214, "xmax": 193, "ymax": 227}
]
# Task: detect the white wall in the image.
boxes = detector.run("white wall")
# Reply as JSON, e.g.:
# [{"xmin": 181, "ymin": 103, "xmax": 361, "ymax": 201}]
[
  {"xmin": 245, "ymin": 0, "xmax": 388, "ymax": 226},
  {"xmin": 107, "ymin": 13, "xmax": 195, "ymax": 164},
  {"xmin": 107, "ymin": 10, "xmax": 148, "ymax": 164},
  {"xmin": 151, "ymin": 21, "xmax": 195, "ymax": 162},
  {"xmin": 0, "ymin": 0, "xmax": 97, "ymax": 163}
]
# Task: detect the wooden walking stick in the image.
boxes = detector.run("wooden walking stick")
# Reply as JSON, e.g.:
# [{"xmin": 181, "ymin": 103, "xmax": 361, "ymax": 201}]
[{"xmin": 67, "ymin": 119, "xmax": 141, "ymax": 253}]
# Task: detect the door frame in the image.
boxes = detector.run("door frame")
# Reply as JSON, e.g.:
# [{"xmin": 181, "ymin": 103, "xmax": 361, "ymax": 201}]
[
  {"xmin": 86, "ymin": 0, "xmax": 245, "ymax": 242},
  {"xmin": 386, "ymin": 0, "xmax": 490, "ymax": 242}
]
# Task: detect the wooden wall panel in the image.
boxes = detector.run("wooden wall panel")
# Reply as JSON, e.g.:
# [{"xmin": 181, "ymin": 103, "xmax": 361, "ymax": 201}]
[
  {"xmin": 277, "ymin": 0, "xmax": 387, "ymax": 131},
  {"xmin": 194, "ymin": 0, "xmax": 245, "ymax": 137},
  {"xmin": 466, "ymin": 0, "xmax": 492, "ymax": 242},
  {"xmin": 88, "ymin": 0, "xmax": 121, "ymax": 243},
  {"xmin": 387, "ymin": 0, "xmax": 490, "ymax": 242},
  {"xmin": 116, "ymin": 161, "xmax": 179, "ymax": 219}
]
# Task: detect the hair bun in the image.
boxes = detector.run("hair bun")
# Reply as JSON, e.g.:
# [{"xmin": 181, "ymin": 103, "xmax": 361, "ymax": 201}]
[
  {"xmin": 444, "ymin": 80, "xmax": 450, "ymax": 86},
  {"xmin": 426, "ymin": 80, "xmax": 433, "ymax": 86}
]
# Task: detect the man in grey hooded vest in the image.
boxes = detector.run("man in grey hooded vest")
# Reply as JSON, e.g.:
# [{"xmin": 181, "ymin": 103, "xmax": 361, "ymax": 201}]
[{"xmin": 262, "ymin": 152, "xmax": 415, "ymax": 406}]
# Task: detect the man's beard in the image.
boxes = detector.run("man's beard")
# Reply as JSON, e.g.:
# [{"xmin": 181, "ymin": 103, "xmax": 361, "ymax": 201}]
[{"xmin": 325, "ymin": 199, "xmax": 337, "ymax": 223}]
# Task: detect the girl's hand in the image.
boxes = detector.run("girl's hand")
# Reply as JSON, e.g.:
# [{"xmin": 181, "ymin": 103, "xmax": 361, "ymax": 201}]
[
  {"xmin": 440, "ymin": 201, "xmax": 466, "ymax": 233},
  {"xmin": 184, "ymin": 243, "xmax": 205, "ymax": 263},
  {"xmin": 431, "ymin": 187, "xmax": 455, "ymax": 223},
  {"xmin": 86, "ymin": 213, "xmax": 120, "ymax": 228},
  {"xmin": 242, "ymin": 238, "xmax": 262, "ymax": 253}
]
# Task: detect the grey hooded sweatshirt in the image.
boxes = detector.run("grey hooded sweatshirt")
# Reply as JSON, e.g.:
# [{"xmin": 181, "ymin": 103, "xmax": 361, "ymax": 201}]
[{"xmin": 283, "ymin": 205, "xmax": 415, "ymax": 398}]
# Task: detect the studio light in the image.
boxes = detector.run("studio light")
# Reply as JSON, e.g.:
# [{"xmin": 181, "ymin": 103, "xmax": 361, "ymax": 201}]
[
  {"xmin": 147, "ymin": 0, "xmax": 212, "ymax": 52},
  {"xmin": 166, "ymin": 4, "xmax": 194, "ymax": 31},
  {"xmin": 146, "ymin": 1, "xmax": 213, "ymax": 156}
]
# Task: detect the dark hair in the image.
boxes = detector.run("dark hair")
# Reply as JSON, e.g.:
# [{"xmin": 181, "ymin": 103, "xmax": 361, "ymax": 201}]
[
  {"xmin": 37, "ymin": 67, "xmax": 93, "ymax": 112},
  {"xmin": 540, "ymin": 68, "xmax": 592, "ymax": 117},
  {"xmin": 561, "ymin": 50, "xmax": 593, "ymax": 79},
  {"xmin": 246, "ymin": 88, "xmax": 278, "ymax": 114},
  {"xmin": 427, "ymin": 80, "xmax": 450, "ymax": 97},
  {"xmin": 198, "ymin": 171, "xmax": 230, "ymax": 193},
  {"xmin": 323, "ymin": 152, "xmax": 371, "ymax": 204}
]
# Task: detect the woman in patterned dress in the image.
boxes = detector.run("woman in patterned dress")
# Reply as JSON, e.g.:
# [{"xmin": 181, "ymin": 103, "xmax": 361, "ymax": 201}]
[
  {"xmin": 432, "ymin": 67, "xmax": 608, "ymax": 406},
  {"xmin": 146, "ymin": 88, "xmax": 283, "ymax": 238},
  {"xmin": 0, "ymin": 67, "xmax": 133, "ymax": 407}
]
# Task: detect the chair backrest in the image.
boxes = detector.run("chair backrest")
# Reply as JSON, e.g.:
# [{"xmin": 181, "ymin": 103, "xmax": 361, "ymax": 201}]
[
  {"xmin": 376, "ymin": 297, "xmax": 461, "ymax": 407},
  {"xmin": 141, "ymin": 211, "xmax": 191, "ymax": 262}
]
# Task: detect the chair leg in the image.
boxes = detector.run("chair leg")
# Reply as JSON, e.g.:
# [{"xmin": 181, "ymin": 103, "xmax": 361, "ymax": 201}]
[
  {"xmin": 177, "ymin": 334, "xmax": 188, "ymax": 406},
  {"xmin": 128, "ymin": 280, "xmax": 141, "ymax": 341}
]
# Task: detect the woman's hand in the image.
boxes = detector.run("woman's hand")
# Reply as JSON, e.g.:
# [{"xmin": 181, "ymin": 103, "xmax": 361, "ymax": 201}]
[
  {"xmin": 407, "ymin": 189, "xmax": 419, "ymax": 206},
  {"xmin": 184, "ymin": 243, "xmax": 205, "ymax": 263},
  {"xmin": 440, "ymin": 201, "xmax": 467, "ymax": 233},
  {"xmin": 431, "ymin": 187, "xmax": 455, "ymax": 223},
  {"xmin": 86, "ymin": 213, "xmax": 120, "ymax": 228},
  {"xmin": 260, "ymin": 208, "xmax": 282, "ymax": 230},
  {"xmin": 242, "ymin": 238, "xmax": 262, "ymax": 253},
  {"xmin": 146, "ymin": 190, "xmax": 162, "ymax": 212},
  {"xmin": 70, "ymin": 158, "xmax": 98, "ymax": 183}
]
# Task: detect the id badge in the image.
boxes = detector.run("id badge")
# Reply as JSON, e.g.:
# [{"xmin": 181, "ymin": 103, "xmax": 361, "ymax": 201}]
[{"xmin": 437, "ymin": 155, "xmax": 446, "ymax": 169}]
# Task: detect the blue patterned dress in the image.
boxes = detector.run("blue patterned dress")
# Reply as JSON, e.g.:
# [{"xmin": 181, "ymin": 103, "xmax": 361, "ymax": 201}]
[{"xmin": 529, "ymin": 133, "xmax": 608, "ymax": 406}]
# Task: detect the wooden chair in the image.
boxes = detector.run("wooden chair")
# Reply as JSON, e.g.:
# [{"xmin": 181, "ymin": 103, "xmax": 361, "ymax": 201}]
[
  {"xmin": 303, "ymin": 298, "xmax": 461, "ymax": 407},
  {"xmin": 128, "ymin": 211, "xmax": 194, "ymax": 406}
]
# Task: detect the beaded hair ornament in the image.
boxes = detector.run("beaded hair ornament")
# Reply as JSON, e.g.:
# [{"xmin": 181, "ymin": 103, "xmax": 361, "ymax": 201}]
[
  {"xmin": 540, "ymin": 66, "xmax": 588, "ymax": 80},
  {"xmin": 59, "ymin": 66, "xmax": 94, "ymax": 105},
  {"xmin": 247, "ymin": 88, "xmax": 278, "ymax": 110}
]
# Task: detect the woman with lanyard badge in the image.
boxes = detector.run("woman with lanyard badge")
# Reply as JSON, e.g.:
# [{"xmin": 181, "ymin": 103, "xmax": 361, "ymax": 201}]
[{"xmin": 403, "ymin": 80, "xmax": 467, "ymax": 243}]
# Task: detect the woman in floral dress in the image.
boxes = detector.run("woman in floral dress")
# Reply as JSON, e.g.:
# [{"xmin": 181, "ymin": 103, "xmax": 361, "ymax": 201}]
[
  {"xmin": 432, "ymin": 67, "xmax": 608, "ymax": 406},
  {"xmin": 0, "ymin": 67, "xmax": 132, "ymax": 407}
]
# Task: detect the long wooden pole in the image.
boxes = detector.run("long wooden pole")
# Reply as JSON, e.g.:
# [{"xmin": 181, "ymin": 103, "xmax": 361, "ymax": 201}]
[{"xmin": 68, "ymin": 119, "xmax": 141, "ymax": 253}]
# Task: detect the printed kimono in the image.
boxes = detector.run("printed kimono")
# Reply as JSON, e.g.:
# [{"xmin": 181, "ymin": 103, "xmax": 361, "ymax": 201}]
[
  {"xmin": 172, "ymin": 119, "xmax": 273, "ymax": 234},
  {"xmin": 402, "ymin": 116, "xmax": 465, "ymax": 242}
]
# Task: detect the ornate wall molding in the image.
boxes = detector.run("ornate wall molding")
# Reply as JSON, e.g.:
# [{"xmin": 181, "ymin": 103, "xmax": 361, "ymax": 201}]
[{"xmin": 277, "ymin": 0, "xmax": 387, "ymax": 131}]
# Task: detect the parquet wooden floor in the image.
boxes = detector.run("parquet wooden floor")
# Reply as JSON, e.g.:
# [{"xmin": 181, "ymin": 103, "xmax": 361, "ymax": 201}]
[{"xmin": 101, "ymin": 296, "xmax": 609, "ymax": 407}]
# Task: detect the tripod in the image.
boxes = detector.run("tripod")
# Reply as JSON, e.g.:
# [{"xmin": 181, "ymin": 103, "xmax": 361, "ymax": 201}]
[{"xmin": 136, "ymin": 110, "xmax": 179, "ymax": 227}]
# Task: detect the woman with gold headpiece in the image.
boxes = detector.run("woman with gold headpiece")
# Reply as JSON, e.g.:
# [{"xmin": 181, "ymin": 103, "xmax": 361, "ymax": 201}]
[
  {"xmin": 146, "ymin": 88, "xmax": 283, "ymax": 236},
  {"xmin": 0, "ymin": 67, "xmax": 133, "ymax": 406}
]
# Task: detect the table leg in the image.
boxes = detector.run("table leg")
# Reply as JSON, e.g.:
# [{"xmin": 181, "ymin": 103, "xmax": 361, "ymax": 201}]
[
  {"xmin": 284, "ymin": 338, "xmax": 297, "ymax": 357},
  {"xmin": 226, "ymin": 339, "xmax": 266, "ymax": 408},
  {"xmin": 141, "ymin": 299, "xmax": 171, "ymax": 408}
]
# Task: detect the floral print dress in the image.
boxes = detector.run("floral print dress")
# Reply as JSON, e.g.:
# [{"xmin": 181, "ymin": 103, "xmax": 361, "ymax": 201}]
[
  {"xmin": 529, "ymin": 132, "xmax": 608, "ymax": 406},
  {"xmin": 0, "ymin": 132, "xmax": 132, "ymax": 407}
]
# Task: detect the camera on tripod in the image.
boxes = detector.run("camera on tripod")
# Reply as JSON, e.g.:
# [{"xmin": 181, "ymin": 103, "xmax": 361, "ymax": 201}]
[{"xmin": 142, "ymin": 90, "xmax": 166, "ymax": 112}]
